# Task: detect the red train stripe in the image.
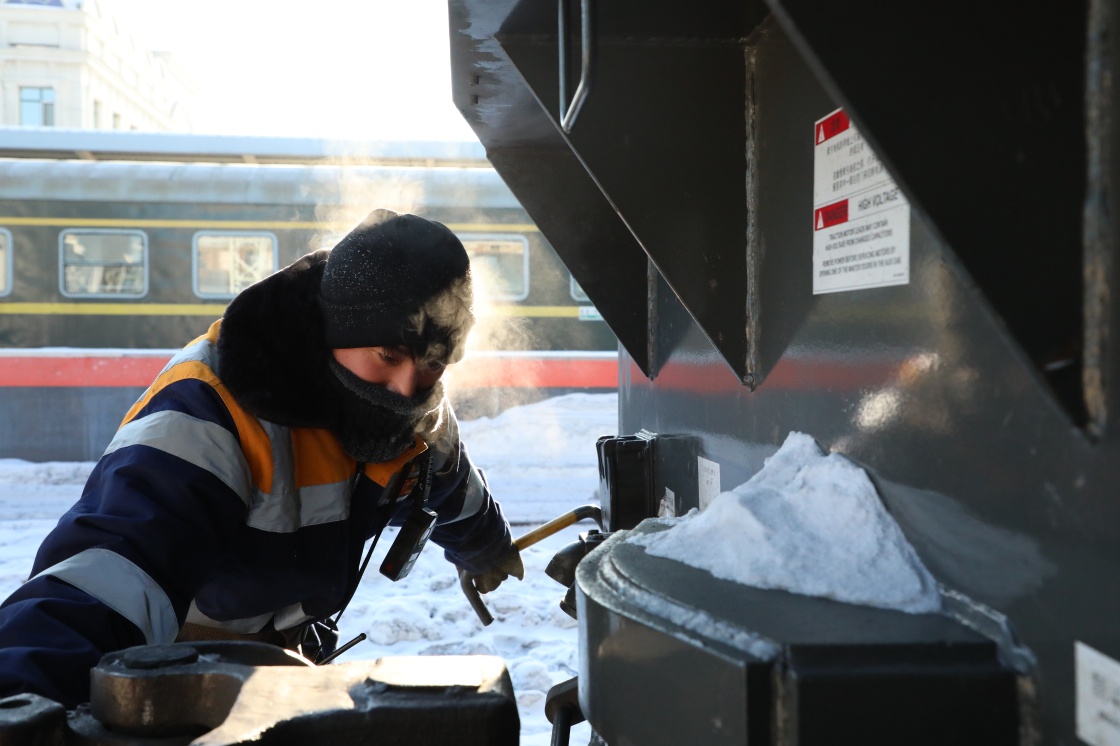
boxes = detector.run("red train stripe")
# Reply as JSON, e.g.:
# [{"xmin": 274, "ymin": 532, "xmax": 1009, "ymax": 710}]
[
  {"xmin": 447, "ymin": 356, "xmax": 618, "ymax": 389},
  {"xmin": 0, "ymin": 355, "xmax": 169, "ymax": 387},
  {"xmin": 0, "ymin": 352, "xmax": 621, "ymax": 389},
  {"xmin": 0, "ymin": 351, "xmax": 902, "ymax": 392}
]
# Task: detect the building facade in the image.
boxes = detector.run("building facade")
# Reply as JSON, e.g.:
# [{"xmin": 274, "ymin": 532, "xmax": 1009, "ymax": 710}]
[{"xmin": 0, "ymin": 0, "xmax": 194, "ymax": 131}]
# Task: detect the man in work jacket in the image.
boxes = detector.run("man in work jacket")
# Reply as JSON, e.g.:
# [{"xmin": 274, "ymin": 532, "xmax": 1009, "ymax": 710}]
[{"xmin": 0, "ymin": 210, "xmax": 524, "ymax": 707}]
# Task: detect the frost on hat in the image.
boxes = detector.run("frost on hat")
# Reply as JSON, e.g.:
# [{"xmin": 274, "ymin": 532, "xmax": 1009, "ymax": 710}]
[{"xmin": 318, "ymin": 209, "xmax": 475, "ymax": 364}]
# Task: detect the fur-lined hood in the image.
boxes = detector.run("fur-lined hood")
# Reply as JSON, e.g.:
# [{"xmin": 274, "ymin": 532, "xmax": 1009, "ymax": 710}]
[{"xmin": 216, "ymin": 250, "xmax": 341, "ymax": 428}]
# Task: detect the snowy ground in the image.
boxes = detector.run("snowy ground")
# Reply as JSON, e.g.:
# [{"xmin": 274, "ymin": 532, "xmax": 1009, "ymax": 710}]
[{"xmin": 0, "ymin": 392, "xmax": 619, "ymax": 745}]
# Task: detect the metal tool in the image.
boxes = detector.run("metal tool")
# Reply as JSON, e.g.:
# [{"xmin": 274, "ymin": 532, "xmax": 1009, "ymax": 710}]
[{"xmin": 460, "ymin": 504, "xmax": 603, "ymax": 625}]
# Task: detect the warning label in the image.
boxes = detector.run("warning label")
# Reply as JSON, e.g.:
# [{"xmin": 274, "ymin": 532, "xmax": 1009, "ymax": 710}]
[
  {"xmin": 1077, "ymin": 642, "xmax": 1120, "ymax": 746},
  {"xmin": 813, "ymin": 108, "xmax": 910, "ymax": 294}
]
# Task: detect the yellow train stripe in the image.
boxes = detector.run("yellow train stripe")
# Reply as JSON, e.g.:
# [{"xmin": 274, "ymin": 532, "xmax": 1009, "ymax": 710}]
[
  {"xmin": 0, "ymin": 302, "xmax": 581, "ymax": 318},
  {"xmin": 0, "ymin": 217, "xmax": 538, "ymax": 233},
  {"xmin": 479, "ymin": 306, "xmax": 580, "ymax": 318}
]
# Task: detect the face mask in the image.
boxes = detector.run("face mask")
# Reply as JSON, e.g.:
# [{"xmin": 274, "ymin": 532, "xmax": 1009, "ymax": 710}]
[{"xmin": 326, "ymin": 357, "xmax": 443, "ymax": 463}]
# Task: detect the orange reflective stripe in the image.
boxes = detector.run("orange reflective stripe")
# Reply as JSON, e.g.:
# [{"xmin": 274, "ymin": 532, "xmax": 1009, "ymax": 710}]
[
  {"xmin": 119, "ymin": 320, "xmax": 274, "ymax": 494},
  {"xmin": 291, "ymin": 427, "xmax": 355, "ymax": 486},
  {"xmin": 363, "ymin": 437, "xmax": 428, "ymax": 489},
  {"xmin": 117, "ymin": 318, "xmax": 425, "ymax": 498}
]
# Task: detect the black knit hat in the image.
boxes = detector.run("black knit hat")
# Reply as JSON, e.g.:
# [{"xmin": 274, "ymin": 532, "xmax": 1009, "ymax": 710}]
[{"xmin": 318, "ymin": 209, "xmax": 474, "ymax": 360}]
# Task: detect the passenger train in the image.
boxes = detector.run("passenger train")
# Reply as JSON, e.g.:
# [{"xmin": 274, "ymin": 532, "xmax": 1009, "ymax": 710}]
[
  {"xmin": 0, "ymin": 145, "xmax": 614, "ymax": 353},
  {"xmin": 0, "ymin": 131, "xmax": 618, "ymax": 460}
]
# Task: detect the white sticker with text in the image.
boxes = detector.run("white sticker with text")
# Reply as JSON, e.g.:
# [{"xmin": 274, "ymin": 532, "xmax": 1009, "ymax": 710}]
[
  {"xmin": 812, "ymin": 108, "xmax": 910, "ymax": 294},
  {"xmin": 697, "ymin": 457, "xmax": 720, "ymax": 511},
  {"xmin": 1077, "ymin": 641, "xmax": 1120, "ymax": 746}
]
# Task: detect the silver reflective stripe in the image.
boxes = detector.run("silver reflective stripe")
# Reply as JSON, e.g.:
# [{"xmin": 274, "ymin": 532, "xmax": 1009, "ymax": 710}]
[
  {"xmin": 441, "ymin": 464, "xmax": 486, "ymax": 524},
  {"xmin": 185, "ymin": 601, "xmax": 272, "ymax": 634},
  {"xmin": 245, "ymin": 420, "xmax": 352, "ymax": 533},
  {"xmin": 260, "ymin": 420, "xmax": 294, "ymax": 502},
  {"xmin": 157, "ymin": 337, "xmax": 216, "ymax": 377},
  {"xmin": 246, "ymin": 479, "xmax": 352, "ymax": 533},
  {"xmin": 186, "ymin": 600, "xmax": 311, "ymax": 634},
  {"xmin": 35, "ymin": 548, "xmax": 178, "ymax": 645},
  {"xmin": 128, "ymin": 338, "xmax": 217, "ymax": 417},
  {"xmin": 295, "ymin": 481, "xmax": 353, "ymax": 526},
  {"xmin": 106, "ymin": 410, "xmax": 253, "ymax": 507},
  {"xmin": 273, "ymin": 603, "xmax": 313, "ymax": 631}
]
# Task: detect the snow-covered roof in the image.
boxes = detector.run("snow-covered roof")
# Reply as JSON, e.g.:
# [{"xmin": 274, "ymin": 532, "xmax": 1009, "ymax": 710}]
[{"xmin": 0, "ymin": 127, "xmax": 489, "ymax": 167}]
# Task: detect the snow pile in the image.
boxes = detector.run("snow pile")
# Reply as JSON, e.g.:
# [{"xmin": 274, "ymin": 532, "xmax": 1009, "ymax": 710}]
[{"xmin": 632, "ymin": 432, "xmax": 941, "ymax": 614}]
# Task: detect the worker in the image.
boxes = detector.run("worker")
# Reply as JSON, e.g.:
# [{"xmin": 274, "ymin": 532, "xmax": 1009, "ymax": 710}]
[{"xmin": 0, "ymin": 210, "xmax": 525, "ymax": 707}]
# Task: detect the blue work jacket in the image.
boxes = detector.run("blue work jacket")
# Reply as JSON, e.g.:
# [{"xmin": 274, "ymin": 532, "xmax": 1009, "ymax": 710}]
[{"xmin": 0, "ymin": 321, "xmax": 511, "ymax": 707}]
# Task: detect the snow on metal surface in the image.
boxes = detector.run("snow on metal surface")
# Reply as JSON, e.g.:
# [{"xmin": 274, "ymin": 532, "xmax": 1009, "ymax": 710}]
[{"xmin": 632, "ymin": 431, "xmax": 941, "ymax": 614}]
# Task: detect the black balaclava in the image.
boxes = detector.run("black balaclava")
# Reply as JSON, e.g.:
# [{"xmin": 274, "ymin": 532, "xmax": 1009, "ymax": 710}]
[{"xmin": 317, "ymin": 209, "xmax": 474, "ymax": 462}]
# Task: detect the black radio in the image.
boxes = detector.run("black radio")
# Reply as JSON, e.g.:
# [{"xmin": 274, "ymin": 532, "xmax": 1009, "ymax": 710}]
[{"xmin": 379, "ymin": 450, "xmax": 436, "ymax": 582}]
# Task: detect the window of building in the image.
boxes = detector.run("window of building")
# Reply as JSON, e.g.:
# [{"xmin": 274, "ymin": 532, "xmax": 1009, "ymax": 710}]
[
  {"xmin": 19, "ymin": 87, "xmax": 54, "ymax": 127},
  {"xmin": 93, "ymin": 100, "xmax": 102, "ymax": 128},
  {"xmin": 60, "ymin": 230, "xmax": 147, "ymax": 298},
  {"xmin": 0, "ymin": 230, "xmax": 11, "ymax": 297},
  {"xmin": 193, "ymin": 232, "xmax": 278, "ymax": 298},
  {"xmin": 459, "ymin": 235, "xmax": 529, "ymax": 301},
  {"xmin": 570, "ymin": 276, "xmax": 590, "ymax": 302},
  {"xmin": 112, "ymin": 113, "xmax": 121, "ymax": 129}
]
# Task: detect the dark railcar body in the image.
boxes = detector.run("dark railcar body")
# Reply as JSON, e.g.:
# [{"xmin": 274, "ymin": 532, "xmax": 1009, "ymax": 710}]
[{"xmin": 448, "ymin": 0, "xmax": 1118, "ymax": 743}]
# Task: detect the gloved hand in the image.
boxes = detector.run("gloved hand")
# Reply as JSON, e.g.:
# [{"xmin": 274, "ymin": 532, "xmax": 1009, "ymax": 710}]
[{"xmin": 466, "ymin": 543, "xmax": 525, "ymax": 594}]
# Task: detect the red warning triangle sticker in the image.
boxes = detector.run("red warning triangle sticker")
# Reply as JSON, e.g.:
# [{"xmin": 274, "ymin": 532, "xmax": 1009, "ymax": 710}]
[{"xmin": 815, "ymin": 109, "xmax": 850, "ymax": 145}]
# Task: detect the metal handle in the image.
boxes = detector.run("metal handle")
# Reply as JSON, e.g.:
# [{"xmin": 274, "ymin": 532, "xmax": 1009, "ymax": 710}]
[
  {"xmin": 558, "ymin": 0, "xmax": 596, "ymax": 133},
  {"xmin": 461, "ymin": 505, "xmax": 604, "ymax": 626}
]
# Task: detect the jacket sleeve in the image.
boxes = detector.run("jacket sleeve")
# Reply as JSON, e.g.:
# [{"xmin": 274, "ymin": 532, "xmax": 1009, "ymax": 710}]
[
  {"xmin": 400, "ymin": 402, "xmax": 514, "ymax": 573},
  {"xmin": 0, "ymin": 377, "xmax": 250, "ymax": 707}
]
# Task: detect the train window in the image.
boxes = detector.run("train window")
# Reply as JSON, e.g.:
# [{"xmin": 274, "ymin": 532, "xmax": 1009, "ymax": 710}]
[
  {"xmin": 0, "ymin": 229, "xmax": 10, "ymax": 297},
  {"xmin": 193, "ymin": 232, "xmax": 278, "ymax": 298},
  {"xmin": 59, "ymin": 230, "xmax": 147, "ymax": 298},
  {"xmin": 459, "ymin": 234, "xmax": 529, "ymax": 301},
  {"xmin": 570, "ymin": 276, "xmax": 590, "ymax": 302}
]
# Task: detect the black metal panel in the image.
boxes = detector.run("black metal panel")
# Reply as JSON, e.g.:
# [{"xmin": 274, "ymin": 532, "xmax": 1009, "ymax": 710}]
[
  {"xmin": 616, "ymin": 205, "xmax": 1107, "ymax": 743},
  {"xmin": 748, "ymin": 21, "xmax": 838, "ymax": 385},
  {"xmin": 599, "ymin": 13, "xmax": 1113, "ymax": 740},
  {"xmin": 777, "ymin": 645, "xmax": 1020, "ymax": 745},
  {"xmin": 578, "ymin": 527, "xmax": 1022, "ymax": 745},
  {"xmin": 447, "ymin": 0, "xmax": 1120, "ymax": 742},
  {"xmin": 497, "ymin": 8, "xmax": 758, "ymax": 380},
  {"xmin": 765, "ymin": 0, "xmax": 1089, "ymax": 423},
  {"xmin": 595, "ymin": 434, "xmax": 655, "ymax": 531},
  {"xmin": 449, "ymin": 0, "xmax": 652, "ymax": 374}
]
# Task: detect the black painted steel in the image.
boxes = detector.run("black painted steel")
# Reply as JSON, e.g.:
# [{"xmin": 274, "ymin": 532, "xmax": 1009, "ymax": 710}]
[
  {"xmin": 578, "ymin": 528, "xmax": 1022, "ymax": 745},
  {"xmin": 448, "ymin": 0, "xmax": 1118, "ymax": 742}
]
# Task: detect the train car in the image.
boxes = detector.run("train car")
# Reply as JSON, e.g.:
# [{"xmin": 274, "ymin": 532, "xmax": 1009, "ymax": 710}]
[
  {"xmin": 0, "ymin": 148, "xmax": 614, "ymax": 353},
  {"xmin": 0, "ymin": 133, "xmax": 618, "ymax": 460},
  {"xmin": 440, "ymin": 1, "xmax": 1116, "ymax": 745}
]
